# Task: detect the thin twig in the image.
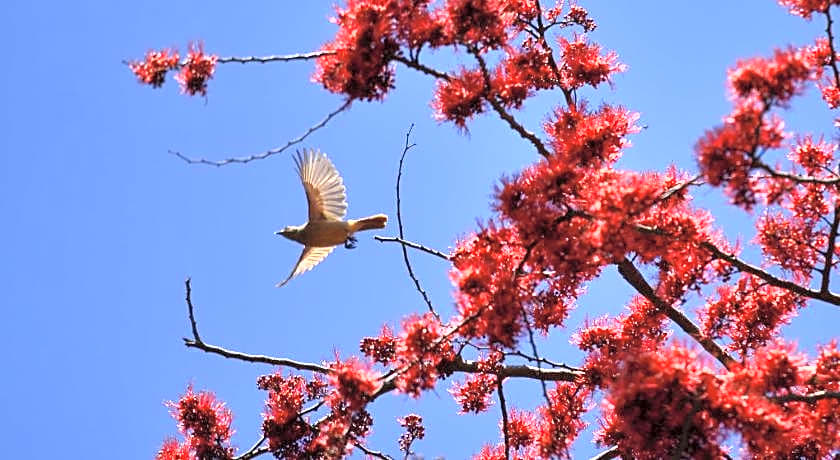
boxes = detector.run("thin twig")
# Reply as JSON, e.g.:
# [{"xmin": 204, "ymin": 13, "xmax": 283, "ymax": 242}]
[
  {"xmin": 374, "ymin": 235, "xmax": 451, "ymax": 260},
  {"xmin": 169, "ymin": 99, "xmax": 351, "ymax": 166},
  {"xmin": 393, "ymin": 124, "xmax": 438, "ymax": 317},
  {"xmin": 184, "ymin": 278, "xmax": 202, "ymax": 343},
  {"xmin": 354, "ymin": 443, "xmax": 395, "ymax": 460}
]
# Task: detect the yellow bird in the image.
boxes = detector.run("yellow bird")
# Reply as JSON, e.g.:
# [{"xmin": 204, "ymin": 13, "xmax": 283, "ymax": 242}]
[{"xmin": 275, "ymin": 149, "xmax": 388, "ymax": 287}]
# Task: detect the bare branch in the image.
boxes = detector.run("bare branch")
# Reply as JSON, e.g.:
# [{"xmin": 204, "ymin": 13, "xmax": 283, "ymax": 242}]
[
  {"xmin": 616, "ymin": 258, "xmax": 736, "ymax": 369},
  {"xmin": 374, "ymin": 235, "xmax": 451, "ymax": 261},
  {"xmin": 181, "ymin": 279, "xmax": 332, "ymax": 374},
  {"xmin": 217, "ymin": 50, "xmax": 335, "ymax": 64},
  {"xmin": 392, "ymin": 124, "xmax": 438, "ymax": 318},
  {"xmin": 169, "ymin": 99, "xmax": 352, "ymax": 166}
]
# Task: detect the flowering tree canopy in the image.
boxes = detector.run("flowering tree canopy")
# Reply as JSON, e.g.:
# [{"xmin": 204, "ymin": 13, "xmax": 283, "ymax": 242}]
[{"xmin": 131, "ymin": 1, "xmax": 840, "ymax": 458}]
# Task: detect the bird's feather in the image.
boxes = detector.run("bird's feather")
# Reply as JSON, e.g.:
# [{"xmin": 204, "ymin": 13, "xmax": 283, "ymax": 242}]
[
  {"xmin": 295, "ymin": 150, "xmax": 347, "ymax": 222},
  {"xmin": 276, "ymin": 245, "xmax": 335, "ymax": 287}
]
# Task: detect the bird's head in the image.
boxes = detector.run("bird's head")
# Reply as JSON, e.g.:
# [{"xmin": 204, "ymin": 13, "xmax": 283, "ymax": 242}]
[{"xmin": 275, "ymin": 225, "xmax": 303, "ymax": 241}]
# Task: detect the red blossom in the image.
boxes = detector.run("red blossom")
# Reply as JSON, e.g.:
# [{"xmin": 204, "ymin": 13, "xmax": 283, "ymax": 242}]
[
  {"xmin": 450, "ymin": 372, "xmax": 498, "ymax": 413},
  {"xmin": 695, "ymin": 98, "xmax": 786, "ymax": 209},
  {"xmin": 393, "ymin": 312, "xmax": 455, "ymax": 396},
  {"xmin": 701, "ymin": 274, "xmax": 804, "ymax": 357},
  {"xmin": 544, "ymin": 102, "xmax": 639, "ymax": 168},
  {"xmin": 328, "ymin": 356, "xmax": 381, "ymax": 411},
  {"xmin": 444, "ymin": 0, "xmax": 509, "ymax": 48},
  {"xmin": 398, "ymin": 413, "xmax": 425, "ymax": 453},
  {"xmin": 156, "ymin": 439, "xmax": 193, "ymax": 460},
  {"xmin": 360, "ymin": 324, "xmax": 397, "ymax": 364},
  {"xmin": 778, "ymin": 0, "xmax": 840, "ymax": 19},
  {"xmin": 728, "ymin": 47, "xmax": 814, "ymax": 104},
  {"xmin": 174, "ymin": 43, "xmax": 217, "ymax": 97},
  {"xmin": 558, "ymin": 35, "xmax": 625, "ymax": 89},
  {"xmin": 168, "ymin": 386, "xmax": 235, "ymax": 460},
  {"xmin": 314, "ymin": 0, "xmax": 399, "ymax": 101},
  {"xmin": 129, "ymin": 48, "xmax": 179, "ymax": 87},
  {"xmin": 536, "ymin": 383, "xmax": 590, "ymax": 457},
  {"xmin": 433, "ymin": 68, "xmax": 487, "ymax": 128},
  {"xmin": 503, "ymin": 409, "xmax": 536, "ymax": 450}
]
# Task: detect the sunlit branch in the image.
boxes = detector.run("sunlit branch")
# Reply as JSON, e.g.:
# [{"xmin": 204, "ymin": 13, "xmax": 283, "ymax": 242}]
[
  {"xmin": 374, "ymin": 235, "xmax": 451, "ymax": 260},
  {"xmin": 392, "ymin": 124, "xmax": 438, "ymax": 318},
  {"xmin": 616, "ymin": 258, "xmax": 736, "ymax": 369},
  {"xmin": 169, "ymin": 99, "xmax": 352, "ymax": 166},
  {"xmin": 589, "ymin": 446, "xmax": 620, "ymax": 460},
  {"xmin": 770, "ymin": 390, "xmax": 840, "ymax": 403},
  {"xmin": 233, "ymin": 436, "xmax": 268, "ymax": 460},
  {"xmin": 217, "ymin": 50, "xmax": 335, "ymax": 64}
]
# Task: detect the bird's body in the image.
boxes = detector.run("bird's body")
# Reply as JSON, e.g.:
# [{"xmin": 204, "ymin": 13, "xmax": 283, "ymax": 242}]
[{"xmin": 275, "ymin": 149, "xmax": 387, "ymax": 287}]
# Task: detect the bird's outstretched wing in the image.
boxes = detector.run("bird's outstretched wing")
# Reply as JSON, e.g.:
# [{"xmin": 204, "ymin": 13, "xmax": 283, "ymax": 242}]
[
  {"xmin": 276, "ymin": 245, "xmax": 335, "ymax": 288},
  {"xmin": 295, "ymin": 150, "xmax": 347, "ymax": 222}
]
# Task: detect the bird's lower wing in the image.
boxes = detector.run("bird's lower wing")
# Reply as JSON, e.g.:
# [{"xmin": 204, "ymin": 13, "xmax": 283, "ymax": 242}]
[{"xmin": 275, "ymin": 245, "xmax": 335, "ymax": 287}]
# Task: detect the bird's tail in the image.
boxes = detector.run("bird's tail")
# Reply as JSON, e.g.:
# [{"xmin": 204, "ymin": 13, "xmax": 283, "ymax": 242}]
[{"xmin": 348, "ymin": 214, "xmax": 388, "ymax": 233}]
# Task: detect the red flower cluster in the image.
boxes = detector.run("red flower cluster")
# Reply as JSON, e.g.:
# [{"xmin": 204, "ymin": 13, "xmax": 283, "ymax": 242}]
[
  {"xmin": 558, "ymin": 35, "xmax": 626, "ymax": 89},
  {"xmin": 701, "ymin": 274, "xmax": 804, "ymax": 357},
  {"xmin": 360, "ymin": 313, "xmax": 455, "ymax": 396},
  {"xmin": 728, "ymin": 47, "xmax": 814, "ymax": 104},
  {"xmin": 158, "ymin": 386, "xmax": 235, "ymax": 460},
  {"xmin": 778, "ymin": 0, "xmax": 840, "ymax": 18},
  {"xmin": 695, "ymin": 98, "xmax": 786, "ymax": 208},
  {"xmin": 449, "ymin": 352, "xmax": 502, "ymax": 413},
  {"xmin": 314, "ymin": 0, "xmax": 399, "ymax": 101},
  {"xmin": 175, "ymin": 43, "xmax": 218, "ymax": 97},
  {"xmin": 130, "ymin": 48, "xmax": 179, "ymax": 87},
  {"xmin": 397, "ymin": 413, "xmax": 425, "ymax": 453},
  {"xmin": 433, "ymin": 68, "xmax": 488, "ymax": 128},
  {"xmin": 450, "ymin": 224, "xmax": 534, "ymax": 346},
  {"xmin": 328, "ymin": 356, "xmax": 381, "ymax": 411},
  {"xmin": 393, "ymin": 313, "xmax": 455, "ymax": 395},
  {"xmin": 535, "ymin": 383, "xmax": 590, "ymax": 457},
  {"xmin": 360, "ymin": 324, "xmax": 396, "ymax": 364}
]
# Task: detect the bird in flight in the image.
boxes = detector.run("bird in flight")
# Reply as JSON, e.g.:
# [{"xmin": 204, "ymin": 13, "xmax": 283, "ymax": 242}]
[{"xmin": 275, "ymin": 149, "xmax": 388, "ymax": 287}]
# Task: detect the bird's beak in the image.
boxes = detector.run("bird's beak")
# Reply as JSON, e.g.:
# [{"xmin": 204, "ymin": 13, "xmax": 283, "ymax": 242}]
[{"xmin": 274, "ymin": 230, "xmax": 281, "ymax": 236}]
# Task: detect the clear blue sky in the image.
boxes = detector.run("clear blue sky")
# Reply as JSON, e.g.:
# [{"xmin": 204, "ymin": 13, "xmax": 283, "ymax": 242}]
[{"xmin": 2, "ymin": 1, "xmax": 839, "ymax": 458}]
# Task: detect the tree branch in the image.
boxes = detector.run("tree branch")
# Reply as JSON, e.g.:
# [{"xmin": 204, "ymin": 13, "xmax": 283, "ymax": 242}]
[
  {"xmin": 615, "ymin": 258, "xmax": 736, "ymax": 369},
  {"xmin": 169, "ymin": 99, "xmax": 351, "ymax": 166},
  {"xmin": 217, "ymin": 50, "xmax": 335, "ymax": 65},
  {"xmin": 374, "ymin": 235, "xmax": 451, "ymax": 260},
  {"xmin": 770, "ymin": 390, "xmax": 840, "ymax": 403},
  {"xmin": 589, "ymin": 446, "xmax": 620, "ymax": 460},
  {"xmin": 497, "ymin": 377, "xmax": 511, "ymax": 460}
]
